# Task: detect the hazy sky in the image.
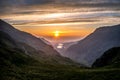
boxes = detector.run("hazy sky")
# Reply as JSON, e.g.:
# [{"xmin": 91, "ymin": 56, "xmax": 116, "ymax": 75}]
[{"xmin": 0, "ymin": 0, "xmax": 120, "ymax": 42}]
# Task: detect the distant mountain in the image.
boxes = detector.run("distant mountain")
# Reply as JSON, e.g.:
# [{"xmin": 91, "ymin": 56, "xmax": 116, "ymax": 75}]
[
  {"xmin": 92, "ymin": 47, "xmax": 120, "ymax": 68},
  {"xmin": 65, "ymin": 24, "xmax": 120, "ymax": 67},
  {"xmin": 63, "ymin": 41, "xmax": 78, "ymax": 50},
  {"xmin": 0, "ymin": 19, "xmax": 77, "ymax": 65}
]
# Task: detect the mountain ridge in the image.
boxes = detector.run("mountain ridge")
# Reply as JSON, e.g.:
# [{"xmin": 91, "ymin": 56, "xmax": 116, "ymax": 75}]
[
  {"xmin": 0, "ymin": 19, "xmax": 58, "ymax": 55},
  {"xmin": 65, "ymin": 24, "xmax": 120, "ymax": 67}
]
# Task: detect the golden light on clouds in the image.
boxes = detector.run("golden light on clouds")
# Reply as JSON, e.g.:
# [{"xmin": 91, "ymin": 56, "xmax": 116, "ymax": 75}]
[{"xmin": 12, "ymin": 24, "xmax": 94, "ymax": 42}]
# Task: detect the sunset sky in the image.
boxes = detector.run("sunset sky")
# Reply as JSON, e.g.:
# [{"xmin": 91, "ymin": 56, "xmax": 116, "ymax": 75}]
[{"xmin": 0, "ymin": 0, "xmax": 120, "ymax": 42}]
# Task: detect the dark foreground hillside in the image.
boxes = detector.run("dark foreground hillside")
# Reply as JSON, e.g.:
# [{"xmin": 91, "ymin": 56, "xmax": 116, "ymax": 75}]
[
  {"xmin": 93, "ymin": 47, "xmax": 120, "ymax": 68},
  {"xmin": 0, "ymin": 31, "xmax": 120, "ymax": 80}
]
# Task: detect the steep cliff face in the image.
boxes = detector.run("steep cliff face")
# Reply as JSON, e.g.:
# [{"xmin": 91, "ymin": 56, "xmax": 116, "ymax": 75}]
[{"xmin": 65, "ymin": 24, "xmax": 120, "ymax": 67}]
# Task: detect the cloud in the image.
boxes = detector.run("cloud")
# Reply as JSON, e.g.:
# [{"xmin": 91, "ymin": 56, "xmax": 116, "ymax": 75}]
[
  {"xmin": 0, "ymin": 0, "xmax": 53, "ymax": 15},
  {"xmin": 0, "ymin": 0, "xmax": 54, "ymax": 7},
  {"xmin": 1, "ymin": 0, "xmax": 120, "ymax": 30},
  {"xmin": 0, "ymin": 0, "xmax": 120, "ymax": 17},
  {"xmin": 0, "ymin": 0, "xmax": 120, "ymax": 11}
]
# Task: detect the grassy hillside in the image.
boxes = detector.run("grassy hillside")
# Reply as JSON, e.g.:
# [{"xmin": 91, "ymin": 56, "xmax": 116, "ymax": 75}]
[
  {"xmin": 0, "ymin": 31, "xmax": 120, "ymax": 80},
  {"xmin": 1, "ymin": 47, "xmax": 120, "ymax": 80}
]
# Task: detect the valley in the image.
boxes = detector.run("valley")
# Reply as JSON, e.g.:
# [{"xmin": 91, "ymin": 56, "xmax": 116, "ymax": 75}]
[{"xmin": 0, "ymin": 19, "xmax": 120, "ymax": 80}]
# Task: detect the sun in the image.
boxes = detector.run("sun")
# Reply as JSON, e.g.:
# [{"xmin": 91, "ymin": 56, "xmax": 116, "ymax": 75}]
[{"xmin": 54, "ymin": 31, "xmax": 60, "ymax": 37}]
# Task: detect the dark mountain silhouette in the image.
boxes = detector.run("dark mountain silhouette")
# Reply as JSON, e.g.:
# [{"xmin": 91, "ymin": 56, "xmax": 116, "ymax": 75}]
[{"xmin": 92, "ymin": 47, "xmax": 120, "ymax": 67}]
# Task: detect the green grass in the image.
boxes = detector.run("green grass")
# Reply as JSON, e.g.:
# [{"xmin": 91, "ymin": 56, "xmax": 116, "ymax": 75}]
[
  {"xmin": 1, "ymin": 46, "xmax": 120, "ymax": 80},
  {"xmin": 1, "ymin": 63, "xmax": 120, "ymax": 80}
]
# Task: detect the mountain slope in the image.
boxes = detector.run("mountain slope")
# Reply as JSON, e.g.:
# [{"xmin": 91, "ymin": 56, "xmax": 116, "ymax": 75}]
[
  {"xmin": 0, "ymin": 19, "xmax": 77, "ymax": 65},
  {"xmin": 92, "ymin": 47, "xmax": 120, "ymax": 68},
  {"xmin": 0, "ymin": 31, "xmax": 38, "ymax": 79},
  {"xmin": 65, "ymin": 24, "xmax": 120, "ymax": 67},
  {"xmin": 0, "ymin": 19, "xmax": 58, "ymax": 56}
]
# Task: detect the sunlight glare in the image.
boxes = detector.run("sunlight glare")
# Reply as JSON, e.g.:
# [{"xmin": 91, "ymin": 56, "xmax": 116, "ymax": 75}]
[{"xmin": 54, "ymin": 31, "xmax": 60, "ymax": 37}]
